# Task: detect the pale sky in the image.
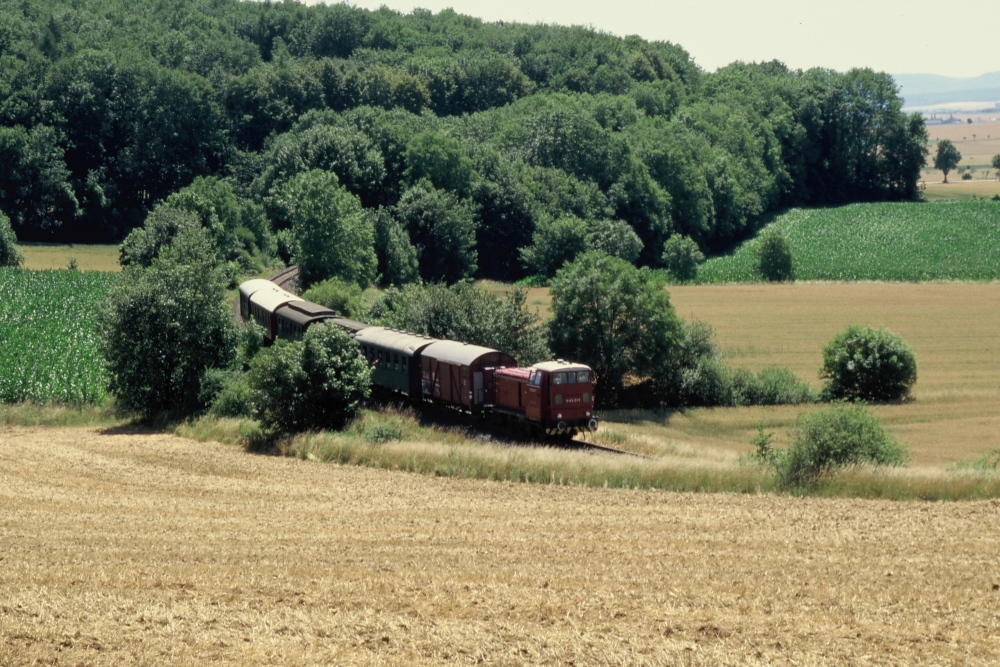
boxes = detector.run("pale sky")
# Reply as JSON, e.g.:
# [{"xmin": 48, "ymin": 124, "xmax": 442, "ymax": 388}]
[{"xmin": 307, "ymin": 0, "xmax": 997, "ymax": 79}]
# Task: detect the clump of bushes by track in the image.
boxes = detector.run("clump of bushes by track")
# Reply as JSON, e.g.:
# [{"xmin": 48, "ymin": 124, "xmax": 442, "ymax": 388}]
[
  {"xmin": 246, "ymin": 324, "xmax": 372, "ymax": 435},
  {"xmin": 699, "ymin": 201, "xmax": 1000, "ymax": 282},
  {"xmin": 0, "ymin": 268, "xmax": 115, "ymax": 404},
  {"xmin": 752, "ymin": 404, "xmax": 909, "ymax": 489}
]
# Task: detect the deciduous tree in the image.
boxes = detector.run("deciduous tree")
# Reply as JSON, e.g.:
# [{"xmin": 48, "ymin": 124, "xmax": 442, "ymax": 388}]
[
  {"xmin": 548, "ymin": 251, "xmax": 684, "ymax": 405},
  {"xmin": 934, "ymin": 139, "xmax": 961, "ymax": 183}
]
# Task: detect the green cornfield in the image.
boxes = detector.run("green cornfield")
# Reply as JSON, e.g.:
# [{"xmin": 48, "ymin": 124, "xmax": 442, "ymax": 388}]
[
  {"xmin": 0, "ymin": 268, "xmax": 115, "ymax": 405},
  {"xmin": 699, "ymin": 201, "xmax": 1000, "ymax": 282}
]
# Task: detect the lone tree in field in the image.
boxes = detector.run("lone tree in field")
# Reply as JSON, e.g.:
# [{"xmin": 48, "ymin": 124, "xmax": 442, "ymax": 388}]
[
  {"xmin": 933, "ymin": 140, "xmax": 962, "ymax": 183},
  {"xmin": 820, "ymin": 325, "xmax": 917, "ymax": 402},
  {"xmin": 756, "ymin": 229, "xmax": 794, "ymax": 282},
  {"xmin": 992, "ymin": 154, "xmax": 1000, "ymax": 179}
]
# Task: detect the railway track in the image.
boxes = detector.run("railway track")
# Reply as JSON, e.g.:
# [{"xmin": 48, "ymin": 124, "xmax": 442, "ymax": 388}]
[
  {"xmin": 268, "ymin": 265, "xmax": 299, "ymax": 293},
  {"xmin": 554, "ymin": 438, "xmax": 652, "ymax": 459}
]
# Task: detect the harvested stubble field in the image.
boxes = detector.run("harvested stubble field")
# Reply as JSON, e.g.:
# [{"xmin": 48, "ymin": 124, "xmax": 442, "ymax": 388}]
[{"xmin": 2, "ymin": 425, "xmax": 1000, "ymax": 666}]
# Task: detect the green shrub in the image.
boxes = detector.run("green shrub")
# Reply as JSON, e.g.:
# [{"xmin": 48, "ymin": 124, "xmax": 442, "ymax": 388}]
[
  {"xmin": 199, "ymin": 368, "xmax": 254, "ymax": 418},
  {"xmin": 820, "ymin": 325, "xmax": 917, "ymax": 401},
  {"xmin": 678, "ymin": 355, "xmax": 733, "ymax": 406},
  {"xmin": 731, "ymin": 366, "xmax": 817, "ymax": 406},
  {"xmin": 301, "ymin": 276, "xmax": 364, "ymax": 318},
  {"xmin": 756, "ymin": 229, "xmax": 794, "ymax": 281},
  {"xmin": 774, "ymin": 404, "xmax": 908, "ymax": 488},
  {"xmin": 0, "ymin": 211, "xmax": 23, "ymax": 268},
  {"xmin": 661, "ymin": 235, "xmax": 704, "ymax": 282},
  {"xmin": 247, "ymin": 324, "xmax": 371, "ymax": 434}
]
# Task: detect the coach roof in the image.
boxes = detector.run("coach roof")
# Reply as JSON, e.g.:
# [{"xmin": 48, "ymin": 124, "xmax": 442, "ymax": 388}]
[
  {"xmin": 250, "ymin": 285, "xmax": 303, "ymax": 312},
  {"xmin": 353, "ymin": 326, "xmax": 437, "ymax": 355}
]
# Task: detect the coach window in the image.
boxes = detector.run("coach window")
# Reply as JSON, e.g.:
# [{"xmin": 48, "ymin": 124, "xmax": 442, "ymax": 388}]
[{"xmin": 394, "ymin": 353, "xmax": 399, "ymax": 371}]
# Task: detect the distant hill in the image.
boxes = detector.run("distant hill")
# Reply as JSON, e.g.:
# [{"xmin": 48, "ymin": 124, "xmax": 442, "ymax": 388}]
[{"xmin": 894, "ymin": 72, "xmax": 1000, "ymax": 109}]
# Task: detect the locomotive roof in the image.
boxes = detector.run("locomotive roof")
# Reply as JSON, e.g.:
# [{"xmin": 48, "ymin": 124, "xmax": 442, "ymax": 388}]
[
  {"xmin": 353, "ymin": 327, "xmax": 437, "ymax": 355},
  {"xmin": 249, "ymin": 285, "xmax": 303, "ymax": 311},
  {"xmin": 422, "ymin": 340, "xmax": 516, "ymax": 367},
  {"xmin": 238, "ymin": 279, "xmax": 275, "ymax": 300},
  {"xmin": 531, "ymin": 360, "xmax": 592, "ymax": 373}
]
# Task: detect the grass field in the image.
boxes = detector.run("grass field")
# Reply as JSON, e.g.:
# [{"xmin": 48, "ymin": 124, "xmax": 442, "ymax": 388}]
[
  {"xmin": 2, "ymin": 426, "xmax": 998, "ymax": 666},
  {"xmin": 922, "ymin": 179, "xmax": 1000, "ymax": 201},
  {"xmin": 696, "ymin": 201, "xmax": 1000, "ymax": 282},
  {"xmin": 0, "ymin": 268, "xmax": 115, "ymax": 404},
  {"xmin": 16, "ymin": 243, "xmax": 121, "ymax": 272}
]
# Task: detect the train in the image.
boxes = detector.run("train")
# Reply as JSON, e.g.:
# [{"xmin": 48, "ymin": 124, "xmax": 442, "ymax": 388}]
[{"xmin": 238, "ymin": 279, "xmax": 599, "ymax": 438}]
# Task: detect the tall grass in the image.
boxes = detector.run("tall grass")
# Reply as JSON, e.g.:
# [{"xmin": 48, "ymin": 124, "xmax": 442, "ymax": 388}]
[
  {"xmin": 176, "ymin": 409, "xmax": 1000, "ymax": 501},
  {"xmin": 699, "ymin": 201, "xmax": 1000, "ymax": 282}
]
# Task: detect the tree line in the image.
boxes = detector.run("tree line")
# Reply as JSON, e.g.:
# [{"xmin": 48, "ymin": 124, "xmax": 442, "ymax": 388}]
[{"xmin": 2, "ymin": 0, "xmax": 927, "ymax": 283}]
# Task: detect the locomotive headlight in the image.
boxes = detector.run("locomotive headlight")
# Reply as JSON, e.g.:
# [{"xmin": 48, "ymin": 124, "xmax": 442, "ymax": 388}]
[
  {"xmin": 556, "ymin": 413, "xmax": 562, "ymax": 419},
  {"xmin": 586, "ymin": 411, "xmax": 590, "ymax": 417}
]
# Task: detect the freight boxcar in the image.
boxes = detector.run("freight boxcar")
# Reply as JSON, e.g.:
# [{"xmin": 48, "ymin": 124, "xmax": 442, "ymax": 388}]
[{"xmin": 420, "ymin": 341, "xmax": 516, "ymax": 413}]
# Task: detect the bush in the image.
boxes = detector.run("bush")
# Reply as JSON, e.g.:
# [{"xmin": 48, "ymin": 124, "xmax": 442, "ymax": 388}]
[
  {"xmin": 661, "ymin": 235, "xmax": 704, "ymax": 282},
  {"xmin": 820, "ymin": 325, "xmax": 917, "ymax": 401},
  {"xmin": 199, "ymin": 368, "xmax": 254, "ymax": 418},
  {"xmin": 756, "ymin": 229, "xmax": 793, "ymax": 281},
  {"xmin": 774, "ymin": 404, "xmax": 908, "ymax": 487},
  {"xmin": 731, "ymin": 366, "xmax": 817, "ymax": 406},
  {"xmin": 0, "ymin": 211, "xmax": 22, "ymax": 267},
  {"xmin": 678, "ymin": 355, "xmax": 733, "ymax": 406},
  {"xmin": 301, "ymin": 276, "xmax": 364, "ymax": 318},
  {"xmin": 247, "ymin": 324, "xmax": 371, "ymax": 434}
]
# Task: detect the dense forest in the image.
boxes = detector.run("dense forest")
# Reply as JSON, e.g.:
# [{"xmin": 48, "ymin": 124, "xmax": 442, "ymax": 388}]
[{"xmin": 0, "ymin": 0, "xmax": 927, "ymax": 283}]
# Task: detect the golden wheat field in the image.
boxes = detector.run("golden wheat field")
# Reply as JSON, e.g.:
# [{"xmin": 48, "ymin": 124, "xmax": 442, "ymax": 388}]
[{"xmin": 2, "ymin": 425, "xmax": 1000, "ymax": 666}]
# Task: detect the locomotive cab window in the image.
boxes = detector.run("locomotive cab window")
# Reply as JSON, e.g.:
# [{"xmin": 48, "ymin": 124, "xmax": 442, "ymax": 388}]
[
  {"xmin": 552, "ymin": 372, "xmax": 566, "ymax": 385},
  {"xmin": 567, "ymin": 371, "xmax": 577, "ymax": 384},
  {"xmin": 577, "ymin": 370, "xmax": 590, "ymax": 383},
  {"xmin": 530, "ymin": 371, "xmax": 542, "ymax": 386}
]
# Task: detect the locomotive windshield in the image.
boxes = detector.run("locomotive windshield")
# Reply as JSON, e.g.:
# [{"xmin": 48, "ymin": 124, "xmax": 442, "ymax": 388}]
[{"xmin": 552, "ymin": 370, "xmax": 591, "ymax": 385}]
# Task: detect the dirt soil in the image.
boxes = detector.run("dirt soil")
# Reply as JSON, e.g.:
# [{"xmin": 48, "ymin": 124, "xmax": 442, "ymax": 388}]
[{"xmin": 2, "ymin": 426, "xmax": 999, "ymax": 666}]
